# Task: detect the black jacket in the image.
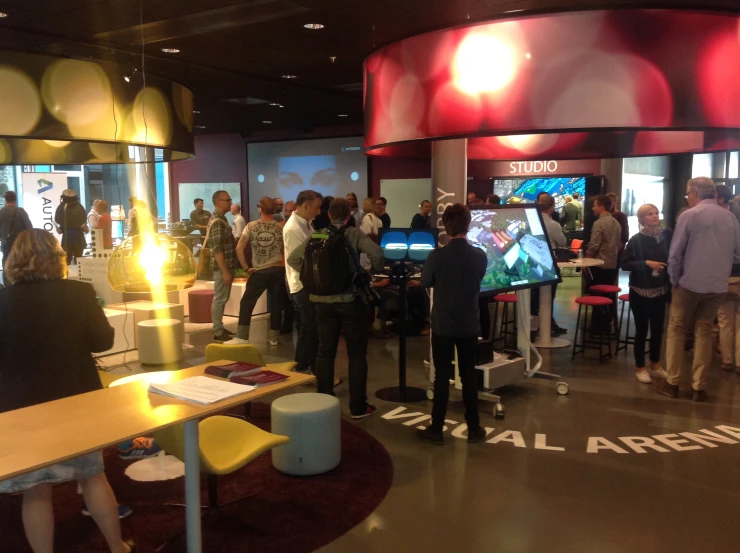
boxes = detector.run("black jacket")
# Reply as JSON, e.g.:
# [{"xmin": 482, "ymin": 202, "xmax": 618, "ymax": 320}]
[
  {"xmin": 621, "ymin": 229, "xmax": 672, "ymax": 290},
  {"xmin": 0, "ymin": 280, "xmax": 114, "ymax": 413}
]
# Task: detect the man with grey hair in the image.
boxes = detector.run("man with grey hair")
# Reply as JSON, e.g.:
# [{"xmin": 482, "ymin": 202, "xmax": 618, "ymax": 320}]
[
  {"xmin": 658, "ymin": 177, "xmax": 740, "ymax": 402},
  {"xmin": 561, "ymin": 195, "xmax": 579, "ymax": 232}
]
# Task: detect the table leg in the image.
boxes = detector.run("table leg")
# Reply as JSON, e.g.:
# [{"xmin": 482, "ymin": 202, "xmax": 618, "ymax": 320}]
[
  {"xmin": 533, "ymin": 284, "xmax": 571, "ymax": 349},
  {"xmin": 184, "ymin": 420, "xmax": 202, "ymax": 553}
]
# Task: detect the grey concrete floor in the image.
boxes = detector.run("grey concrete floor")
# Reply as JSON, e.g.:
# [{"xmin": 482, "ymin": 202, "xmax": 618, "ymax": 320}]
[{"xmin": 112, "ymin": 274, "xmax": 740, "ymax": 553}]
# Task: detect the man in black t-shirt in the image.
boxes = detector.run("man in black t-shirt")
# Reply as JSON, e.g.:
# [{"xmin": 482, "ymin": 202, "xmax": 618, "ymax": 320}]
[
  {"xmin": 410, "ymin": 200, "xmax": 432, "ymax": 229},
  {"xmin": 190, "ymin": 198, "xmax": 212, "ymax": 236},
  {"xmin": 376, "ymin": 197, "xmax": 391, "ymax": 228}
]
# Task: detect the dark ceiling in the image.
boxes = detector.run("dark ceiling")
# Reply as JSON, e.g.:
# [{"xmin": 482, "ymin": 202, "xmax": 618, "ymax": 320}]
[{"xmin": 0, "ymin": 0, "xmax": 739, "ymax": 138}]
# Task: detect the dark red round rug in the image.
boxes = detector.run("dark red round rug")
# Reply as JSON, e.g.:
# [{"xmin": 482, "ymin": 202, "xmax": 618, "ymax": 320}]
[{"xmin": 0, "ymin": 407, "xmax": 393, "ymax": 553}]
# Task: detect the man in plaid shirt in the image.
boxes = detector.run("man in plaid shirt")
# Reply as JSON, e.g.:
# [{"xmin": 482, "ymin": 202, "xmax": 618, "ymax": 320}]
[{"xmin": 208, "ymin": 190, "xmax": 238, "ymax": 341}]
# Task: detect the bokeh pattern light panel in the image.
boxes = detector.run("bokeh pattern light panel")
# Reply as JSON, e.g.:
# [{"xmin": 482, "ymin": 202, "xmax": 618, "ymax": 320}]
[{"xmin": 363, "ymin": 10, "xmax": 740, "ymax": 160}]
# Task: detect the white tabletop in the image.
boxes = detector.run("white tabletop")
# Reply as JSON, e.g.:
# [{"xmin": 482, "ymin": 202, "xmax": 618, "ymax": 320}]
[{"xmin": 558, "ymin": 258, "xmax": 605, "ymax": 269}]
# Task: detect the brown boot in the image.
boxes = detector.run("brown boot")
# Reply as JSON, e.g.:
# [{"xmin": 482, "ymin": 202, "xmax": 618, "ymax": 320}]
[
  {"xmin": 692, "ymin": 389, "xmax": 708, "ymax": 402},
  {"xmin": 655, "ymin": 379, "xmax": 679, "ymax": 399}
]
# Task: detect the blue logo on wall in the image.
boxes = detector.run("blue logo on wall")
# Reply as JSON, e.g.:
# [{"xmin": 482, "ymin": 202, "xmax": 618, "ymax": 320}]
[{"xmin": 37, "ymin": 179, "xmax": 53, "ymax": 194}]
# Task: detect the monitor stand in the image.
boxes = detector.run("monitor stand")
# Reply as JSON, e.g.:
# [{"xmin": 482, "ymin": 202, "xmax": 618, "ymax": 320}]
[{"xmin": 375, "ymin": 261, "xmax": 427, "ymax": 403}]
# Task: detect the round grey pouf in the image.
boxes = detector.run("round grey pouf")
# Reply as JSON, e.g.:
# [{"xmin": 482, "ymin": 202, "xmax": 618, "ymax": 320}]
[
  {"xmin": 136, "ymin": 319, "xmax": 183, "ymax": 365},
  {"xmin": 271, "ymin": 393, "xmax": 341, "ymax": 476}
]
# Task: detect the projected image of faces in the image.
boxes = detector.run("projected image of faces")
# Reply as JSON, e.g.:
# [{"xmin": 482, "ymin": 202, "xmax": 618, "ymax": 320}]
[
  {"xmin": 467, "ymin": 207, "xmax": 559, "ymax": 294},
  {"xmin": 278, "ymin": 155, "xmax": 340, "ymax": 199}
]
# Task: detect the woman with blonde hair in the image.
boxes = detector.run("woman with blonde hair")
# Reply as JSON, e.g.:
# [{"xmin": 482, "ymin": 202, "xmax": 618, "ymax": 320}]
[
  {"xmin": 360, "ymin": 197, "xmax": 382, "ymax": 242},
  {"xmin": 0, "ymin": 229, "xmax": 134, "ymax": 553},
  {"xmin": 621, "ymin": 204, "xmax": 672, "ymax": 384}
]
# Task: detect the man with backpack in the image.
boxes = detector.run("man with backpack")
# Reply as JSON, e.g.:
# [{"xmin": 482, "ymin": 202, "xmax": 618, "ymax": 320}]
[
  {"xmin": 0, "ymin": 191, "xmax": 33, "ymax": 283},
  {"xmin": 288, "ymin": 198, "xmax": 385, "ymax": 419}
]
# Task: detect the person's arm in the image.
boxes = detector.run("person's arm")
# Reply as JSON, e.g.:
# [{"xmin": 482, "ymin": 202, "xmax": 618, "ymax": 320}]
[
  {"xmin": 83, "ymin": 284, "xmax": 114, "ymax": 352},
  {"xmin": 549, "ymin": 221, "xmax": 566, "ymax": 248},
  {"xmin": 619, "ymin": 213, "xmax": 629, "ymax": 245},
  {"xmin": 421, "ymin": 252, "xmax": 437, "ymax": 288},
  {"xmin": 360, "ymin": 215, "xmax": 373, "ymax": 235},
  {"xmin": 287, "ymin": 236, "xmax": 308, "ymax": 272},
  {"xmin": 19, "ymin": 208, "xmax": 33, "ymax": 231},
  {"xmin": 356, "ymin": 229, "xmax": 384, "ymax": 271},
  {"xmin": 585, "ymin": 219, "xmax": 603, "ymax": 258},
  {"xmin": 620, "ymin": 236, "xmax": 646, "ymax": 273},
  {"xmin": 667, "ymin": 216, "xmax": 689, "ymax": 287},
  {"xmin": 235, "ymin": 223, "xmax": 252, "ymax": 270},
  {"xmin": 559, "ymin": 207, "xmax": 568, "ymax": 227},
  {"xmin": 190, "ymin": 211, "xmax": 206, "ymax": 231}
]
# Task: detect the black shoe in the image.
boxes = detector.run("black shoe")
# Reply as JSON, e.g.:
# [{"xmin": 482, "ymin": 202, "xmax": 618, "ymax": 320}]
[
  {"xmin": 692, "ymin": 389, "xmax": 708, "ymax": 402},
  {"xmin": 351, "ymin": 404, "xmax": 377, "ymax": 420},
  {"xmin": 467, "ymin": 426, "xmax": 487, "ymax": 444},
  {"xmin": 551, "ymin": 324, "xmax": 567, "ymax": 336},
  {"xmin": 222, "ymin": 328, "xmax": 235, "ymax": 337},
  {"xmin": 417, "ymin": 426, "xmax": 444, "ymax": 445},
  {"xmin": 655, "ymin": 379, "xmax": 679, "ymax": 399},
  {"xmin": 213, "ymin": 331, "xmax": 232, "ymax": 342}
]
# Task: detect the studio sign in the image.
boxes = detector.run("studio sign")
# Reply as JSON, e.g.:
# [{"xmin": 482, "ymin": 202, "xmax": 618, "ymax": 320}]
[{"xmin": 510, "ymin": 160, "xmax": 558, "ymax": 174}]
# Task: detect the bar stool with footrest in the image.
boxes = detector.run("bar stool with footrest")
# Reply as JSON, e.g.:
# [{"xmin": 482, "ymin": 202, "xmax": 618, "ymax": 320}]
[
  {"xmin": 616, "ymin": 293, "xmax": 651, "ymax": 355},
  {"xmin": 572, "ymin": 296, "xmax": 614, "ymax": 363},
  {"xmin": 588, "ymin": 284, "xmax": 621, "ymax": 334},
  {"xmin": 492, "ymin": 293, "xmax": 518, "ymax": 349}
]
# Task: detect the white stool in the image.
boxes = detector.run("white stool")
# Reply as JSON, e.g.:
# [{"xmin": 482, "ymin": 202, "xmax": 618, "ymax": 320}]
[
  {"xmin": 136, "ymin": 319, "xmax": 184, "ymax": 365},
  {"xmin": 271, "ymin": 393, "xmax": 341, "ymax": 476}
]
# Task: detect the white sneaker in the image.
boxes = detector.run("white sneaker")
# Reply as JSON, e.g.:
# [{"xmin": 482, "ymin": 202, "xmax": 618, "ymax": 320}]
[
  {"xmin": 223, "ymin": 338, "xmax": 249, "ymax": 345},
  {"xmin": 268, "ymin": 338, "xmax": 279, "ymax": 346},
  {"xmin": 649, "ymin": 367, "xmax": 667, "ymax": 380},
  {"xmin": 636, "ymin": 370, "xmax": 652, "ymax": 384}
]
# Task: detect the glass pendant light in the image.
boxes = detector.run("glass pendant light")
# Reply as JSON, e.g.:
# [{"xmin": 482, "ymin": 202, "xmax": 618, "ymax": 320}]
[{"xmin": 108, "ymin": 234, "xmax": 196, "ymax": 292}]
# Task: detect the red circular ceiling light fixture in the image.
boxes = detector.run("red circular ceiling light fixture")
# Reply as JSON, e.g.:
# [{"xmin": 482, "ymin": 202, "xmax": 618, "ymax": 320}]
[{"xmin": 363, "ymin": 9, "xmax": 740, "ymax": 160}]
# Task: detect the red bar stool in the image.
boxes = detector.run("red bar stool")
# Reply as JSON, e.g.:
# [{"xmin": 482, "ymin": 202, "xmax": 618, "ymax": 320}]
[
  {"xmin": 589, "ymin": 284, "xmax": 621, "ymax": 335},
  {"xmin": 492, "ymin": 293, "xmax": 517, "ymax": 349},
  {"xmin": 572, "ymin": 296, "xmax": 613, "ymax": 363},
  {"xmin": 616, "ymin": 293, "xmax": 650, "ymax": 355}
]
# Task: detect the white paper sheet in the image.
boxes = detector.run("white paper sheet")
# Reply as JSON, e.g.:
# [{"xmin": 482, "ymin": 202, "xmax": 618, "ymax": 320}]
[{"xmin": 148, "ymin": 376, "xmax": 255, "ymax": 405}]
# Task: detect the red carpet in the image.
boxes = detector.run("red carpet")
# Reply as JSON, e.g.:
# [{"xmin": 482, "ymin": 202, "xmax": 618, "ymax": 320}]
[{"xmin": 0, "ymin": 407, "xmax": 393, "ymax": 553}]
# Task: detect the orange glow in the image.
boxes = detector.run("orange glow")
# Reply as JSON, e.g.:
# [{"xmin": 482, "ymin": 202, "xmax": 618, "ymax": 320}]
[{"xmin": 453, "ymin": 32, "xmax": 518, "ymax": 96}]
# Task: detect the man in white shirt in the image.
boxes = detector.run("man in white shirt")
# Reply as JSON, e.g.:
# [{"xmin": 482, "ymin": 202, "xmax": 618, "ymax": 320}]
[
  {"xmin": 231, "ymin": 203, "xmax": 246, "ymax": 238},
  {"xmin": 283, "ymin": 189, "xmax": 323, "ymax": 373},
  {"xmin": 87, "ymin": 199, "xmax": 101, "ymax": 232},
  {"xmin": 347, "ymin": 193, "xmax": 363, "ymax": 226}
]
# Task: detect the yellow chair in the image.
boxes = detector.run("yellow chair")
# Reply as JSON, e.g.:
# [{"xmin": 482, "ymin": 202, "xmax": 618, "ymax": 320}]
[
  {"xmin": 154, "ymin": 416, "xmax": 289, "ymax": 539},
  {"xmin": 205, "ymin": 342, "xmax": 297, "ymax": 372},
  {"xmin": 98, "ymin": 370, "xmax": 123, "ymax": 388}
]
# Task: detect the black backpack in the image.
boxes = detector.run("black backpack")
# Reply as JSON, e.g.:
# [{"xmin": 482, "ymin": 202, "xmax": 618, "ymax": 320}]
[{"xmin": 300, "ymin": 225, "xmax": 356, "ymax": 296}]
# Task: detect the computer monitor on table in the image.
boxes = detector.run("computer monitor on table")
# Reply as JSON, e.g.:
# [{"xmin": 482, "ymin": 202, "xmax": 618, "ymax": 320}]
[
  {"xmin": 379, "ymin": 228, "xmax": 438, "ymax": 264},
  {"xmin": 467, "ymin": 205, "xmax": 562, "ymax": 296}
]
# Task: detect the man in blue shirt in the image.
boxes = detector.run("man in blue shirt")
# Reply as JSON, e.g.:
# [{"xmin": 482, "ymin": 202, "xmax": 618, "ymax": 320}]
[{"xmin": 658, "ymin": 177, "xmax": 740, "ymax": 402}]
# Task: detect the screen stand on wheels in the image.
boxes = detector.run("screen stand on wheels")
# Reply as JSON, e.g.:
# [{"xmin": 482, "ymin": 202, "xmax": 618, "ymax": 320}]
[{"xmin": 376, "ymin": 262, "xmax": 427, "ymax": 403}]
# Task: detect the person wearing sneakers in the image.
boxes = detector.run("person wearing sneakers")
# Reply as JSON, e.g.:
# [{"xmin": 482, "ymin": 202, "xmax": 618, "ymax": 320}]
[
  {"xmin": 227, "ymin": 196, "xmax": 286, "ymax": 346},
  {"xmin": 659, "ymin": 177, "xmax": 740, "ymax": 402},
  {"xmin": 208, "ymin": 190, "xmax": 237, "ymax": 342},
  {"xmin": 621, "ymin": 204, "xmax": 672, "ymax": 384},
  {"xmin": 417, "ymin": 204, "xmax": 488, "ymax": 445},
  {"xmin": 288, "ymin": 198, "xmax": 384, "ymax": 419}
]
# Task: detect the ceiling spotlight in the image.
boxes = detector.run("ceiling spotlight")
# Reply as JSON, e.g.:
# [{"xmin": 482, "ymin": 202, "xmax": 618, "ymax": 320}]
[
  {"xmin": 193, "ymin": 110, "xmax": 201, "ymax": 114},
  {"xmin": 263, "ymin": 121, "xmax": 272, "ymax": 124},
  {"xmin": 525, "ymin": 52, "xmax": 532, "ymax": 59},
  {"xmin": 161, "ymin": 48, "xmax": 180, "ymax": 53},
  {"xmin": 195, "ymin": 125, "xmax": 206, "ymax": 129},
  {"xmin": 338, "ymin": 114, "xmax": 348, "ymax": 117},
  {"xmin": 123, "ymin": 66, "xmax": 139, "ymax": 83},
  {"xmin": 0, "ymin": 12, "xmax": 8, "ymax": 18},
  {"xmin": 123, "ymin": 75, "xmax": 131, "ymax": 83},
  {"xmin": 304, "ymin": 23, "xmax": 325, "ymax": 30},
  {"xmin": 269, "ymin": 103, "xmax": 284, "ymax": 108},
  {"xmin": 282, "ymin": 74, "xmax": 296, "ymax": 79},
  {"xmin": 329, "ymin": 56, "xmax": 337, "ymax": 63}
]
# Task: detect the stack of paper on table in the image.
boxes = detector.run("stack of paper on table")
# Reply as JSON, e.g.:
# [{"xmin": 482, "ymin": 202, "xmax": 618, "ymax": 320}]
[{"xmin": 148, "ymin": 376, "xmax": 255, "ymax": 405}]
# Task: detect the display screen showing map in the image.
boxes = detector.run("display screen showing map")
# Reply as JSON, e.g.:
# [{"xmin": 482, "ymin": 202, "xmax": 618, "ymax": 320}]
[
  {"xmin": 467, "ymin": 205, "xmax": 561, "ymax": 295},
  {"xmin": 493, "ymin": 177, "xmax": 586, "ymax": 212}
]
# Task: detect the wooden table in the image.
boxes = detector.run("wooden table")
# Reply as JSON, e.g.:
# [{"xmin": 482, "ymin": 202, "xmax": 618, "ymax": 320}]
[{"xmin": 0, "ymin": 362, "xmax": 315, "ymax": 553}]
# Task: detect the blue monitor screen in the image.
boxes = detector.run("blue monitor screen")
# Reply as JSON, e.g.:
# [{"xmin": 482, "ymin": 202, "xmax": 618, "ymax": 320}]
[
  {"xmin": 493, "ymin": 177, "xmax": 586, "ymax": 212},
  {"xmin": 379, "ymin": 228, "xmax": 438, "ymax": 263}
]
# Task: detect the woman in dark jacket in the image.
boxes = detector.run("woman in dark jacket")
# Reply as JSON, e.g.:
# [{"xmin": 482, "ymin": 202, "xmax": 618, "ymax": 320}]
[
  {"xmin": 0, "ymin": 229, "xmax": 134, "ymax": 553},
  {"xmin": 620, "ymin": 204, "xmax": 672, "ymax": 385}
]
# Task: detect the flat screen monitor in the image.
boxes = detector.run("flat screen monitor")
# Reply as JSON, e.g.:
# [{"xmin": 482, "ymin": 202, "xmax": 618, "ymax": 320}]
[
  {"xmin": 467, "ymin": 205, "xmax": 561, "ymax": 295},
  {"xmin": 379, "ymin": 228, "xmax": 438, "ymax": 264},
  {"xmin": 493, "ymin": 177, "xmax": 586, "ymax": 213}
]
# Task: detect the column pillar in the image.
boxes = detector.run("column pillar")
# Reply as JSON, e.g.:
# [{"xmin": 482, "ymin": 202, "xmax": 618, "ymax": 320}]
[
  {"xmin": 431, "ymin": 139, "xmax": 467, "ymax": 247},
  {"xmin": 134, "ymin": 147, "xmax": 158, "ymax": 220}
]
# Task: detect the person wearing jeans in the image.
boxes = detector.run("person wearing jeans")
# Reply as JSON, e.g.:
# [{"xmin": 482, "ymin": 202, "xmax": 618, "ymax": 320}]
[
  {"xmin": 418, "ymin": 203, "xmax": 487, "ymax": 445},
  {"xmin": 208, "ymin": 191, "xmax": 237, "ymax": 342},
  {"xmin": 227, "ymin": 197, "xmax": 286, "ymax": 346},
  {"xmin": 621, "ymin": 204, "xmax": 672, "ymax": 384},
  {"xmin": 717, "ymin": 279, "xmax": 740, "ymax": 374},
  {"xmin": 659, "ymin": 177, "xmax": 740, "ymax": 401},
  {"xmin": 287, "ymin": 198, "xmax": 384, "ymax": 419},
  {"xmin": 283, "ymin": 190, "xmax": 323, "ymax": 372}
]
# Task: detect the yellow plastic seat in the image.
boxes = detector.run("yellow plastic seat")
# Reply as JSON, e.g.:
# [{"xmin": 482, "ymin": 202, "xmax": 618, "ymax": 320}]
[
  {"xmin": 98, "ymin": 370, "xmax": 124, "ymax": 388},
  {"xmin": 154, "ymin": 415, "xmax": 289, "ymax": 475},
  {"xmin": 205, "ymin": 342, "xmax": 297, "ymax": 372}
]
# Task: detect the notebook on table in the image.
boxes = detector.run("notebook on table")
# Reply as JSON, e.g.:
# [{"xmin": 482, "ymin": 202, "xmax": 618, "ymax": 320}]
[
  {"xmin": 230, "ymin": 370, "xmax": 290, "ymax": 388},
  {"xmin": 204, "ymin": 362, "xmax": 263, "ymax": 380},
  {"xmin": 148, "ymin": 376, "xmax": 255, "ymax": 405}
]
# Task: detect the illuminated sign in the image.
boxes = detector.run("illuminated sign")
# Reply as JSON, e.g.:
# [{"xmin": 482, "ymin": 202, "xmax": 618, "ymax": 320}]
[{"xmin": 509, "ymin": 161, "xmax": 558, "ymax": 174}]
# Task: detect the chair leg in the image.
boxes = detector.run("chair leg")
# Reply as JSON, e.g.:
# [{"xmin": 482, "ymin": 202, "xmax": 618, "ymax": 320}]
[
  {"xmin": 572, "ymin": 304, "xmax": 582, "ymax": 360},
  {"xmin": 207, "ymin": 474, "xmax": 218, "ymax": 510}
]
